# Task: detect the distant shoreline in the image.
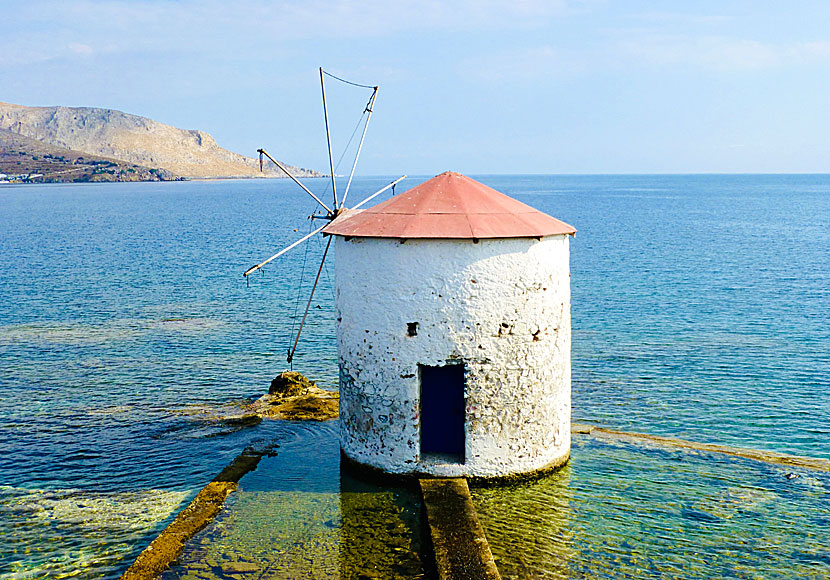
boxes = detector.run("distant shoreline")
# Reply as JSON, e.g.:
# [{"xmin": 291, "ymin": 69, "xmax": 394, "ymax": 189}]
[{"xmin": 0, "ymin": 174, "xmax": 333, "ymax": 185}]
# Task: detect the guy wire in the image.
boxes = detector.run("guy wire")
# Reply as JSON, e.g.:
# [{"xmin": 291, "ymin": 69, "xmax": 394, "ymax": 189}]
[
  {"xmin": 288, "ymin": 217, "xmax": 314, "ymax": 358},
  {"xmin": 322, "ymin": 69, "xmax": 376, "ymax": 90}
]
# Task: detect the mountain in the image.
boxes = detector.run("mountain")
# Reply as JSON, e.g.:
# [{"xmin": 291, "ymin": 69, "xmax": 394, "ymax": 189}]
[
  {"xmin": 0, "ymin": 128, "xmax": 180, "ymax": 182},
  {"xmin": 0, "ymin": 102, "xmax": 319, "ymax": 180}
]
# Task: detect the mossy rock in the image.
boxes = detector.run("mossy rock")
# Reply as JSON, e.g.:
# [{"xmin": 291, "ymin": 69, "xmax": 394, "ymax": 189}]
[
  {"xmin": 277, "ymin": 394, "xmax": 339, "ymax": 421},
  {"xmin": 269, "ymin": 371, "xmax": 315, "ymax": 396}
]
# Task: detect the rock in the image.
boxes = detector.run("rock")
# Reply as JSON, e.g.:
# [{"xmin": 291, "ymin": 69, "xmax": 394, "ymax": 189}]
[
  {"xmin": 275, "ymin": 394, "xmax": 339, "ymax": 421},
  {"xmin": 223, "ymin": 561, "xmax": 259, "ymax": 573},
  {"xmin": 0, "ymin": 128, "xmax": 181, "ymax": 183},
  {"xmin": 241, "ymin": 371, "xmax": 339, "ymax": 421},
  {"xmin": 269, "ymin": 371, "xmax": 315, "ymax": 396},
  {"xmin": 219, "ymin": 414, "xmax": 262, "ymax": 427},
  {"xmin": 170, "ymin": 371, "xmax": 338, "ymax": 429},
  {"xmin": 248, "ymin": 391, "xmax": 339, "ymax": 422}
]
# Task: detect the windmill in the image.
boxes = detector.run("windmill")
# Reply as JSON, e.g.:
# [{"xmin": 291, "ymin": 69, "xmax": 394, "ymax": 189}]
[{"xmin": 243, "ymin": 68, "xmax": 406, "ymax": 365}]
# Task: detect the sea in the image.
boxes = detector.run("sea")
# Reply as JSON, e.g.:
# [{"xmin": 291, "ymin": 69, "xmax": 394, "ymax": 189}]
[{"xmin": 0, "ymin": 175, "xmax": 828, "ymax": 579}]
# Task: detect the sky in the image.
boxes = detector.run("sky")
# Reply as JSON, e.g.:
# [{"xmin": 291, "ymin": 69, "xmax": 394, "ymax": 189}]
[{"xmin": 2, "ymin": 0, "xmax": 830, "ymax": 175}]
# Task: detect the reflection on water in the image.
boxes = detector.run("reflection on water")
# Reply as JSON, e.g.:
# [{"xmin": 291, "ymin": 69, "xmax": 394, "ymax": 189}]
[
  {"xmin": 163, "ymin": 422, "xmax": 427, "ymax": 580},
  {"xmin": 156, "ymin": 423, "xmax": 830, "ymax": 580},
  {"xmin": 339, "ymin": 477, "xmax": 426, "ymax": 580},
  {"xmin": 474, "ymin": 462, "xmax": 576, "ymax": 579},
  {"xmin": 472, "ymin": 435, "xmax": 830, "ymax": 580}
]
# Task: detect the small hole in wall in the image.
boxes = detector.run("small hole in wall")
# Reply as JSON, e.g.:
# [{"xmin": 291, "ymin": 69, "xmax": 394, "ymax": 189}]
[{"xmin": 407, "ymin": 322, "xmax": 419, "ymax": 337}]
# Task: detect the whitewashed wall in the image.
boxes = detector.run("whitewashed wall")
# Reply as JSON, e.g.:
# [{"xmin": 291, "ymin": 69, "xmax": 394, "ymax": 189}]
[{"xmin": 334, "ymin": 235, "xmax": 571, "ymax": 478}]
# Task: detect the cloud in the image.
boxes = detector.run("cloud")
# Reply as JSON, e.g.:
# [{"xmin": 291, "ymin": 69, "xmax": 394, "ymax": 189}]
[
  {"xmin": 12, "ymin": 0, "xmax": 569, "ymax": 40},
  {"xmin": 627, "ymin": 11, "xmax": 730, "ymax": 26},
  {"xmin": 0, "ymin": 0, "xmax": 571, "ymax": 69},
  {"xmin": 459, "ymin": 45, "xmax": 580, "ymax": 83},
  {"xmin": 794, "ymin": 41, "xmax": 830, "ymax": 60},
  {"xmin": 68, "ymin": 43, "xmax": 94, "ymax": 56},
  {"xmin": 620, "ymin": 35, "xmax": 783, "ymax": 71},
  {"xmin": 618, "ymin": 33, "xmax": 830, "ymax": 73}
]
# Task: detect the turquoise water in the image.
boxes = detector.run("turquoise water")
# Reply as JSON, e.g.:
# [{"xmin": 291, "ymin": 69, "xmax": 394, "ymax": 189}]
[
  {"xmin": 160, "ymin": 423, "xmax": 830, "ymax": 580},
  {"xmin": 1, "ymin": 175, "xmax": 828, "ymax": 577},
  {"xmin": 474, "ymin": 433, "xmax": 830, "ymax": 580},
  {"xmin": 161, "ymin": 422, "xmax": 428, "ymax": 580}
]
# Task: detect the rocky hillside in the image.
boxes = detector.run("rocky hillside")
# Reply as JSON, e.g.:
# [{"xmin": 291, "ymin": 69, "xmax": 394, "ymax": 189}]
[
  {"xmin": 0, "ymin": 102, "xmax": 319, "ymax": 179},
  {"xmin": 0, "ymin": 128, "xmax": 180, "ymax": 182}
]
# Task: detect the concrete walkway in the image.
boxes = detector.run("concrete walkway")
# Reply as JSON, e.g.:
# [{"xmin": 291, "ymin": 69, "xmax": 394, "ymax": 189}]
[{"xmin": 420, "ymin": 478, "xmax": 501, "ymax": 580}]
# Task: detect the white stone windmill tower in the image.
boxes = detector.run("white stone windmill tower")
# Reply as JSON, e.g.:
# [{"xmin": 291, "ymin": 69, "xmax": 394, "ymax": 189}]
[
  {"xmin": 323, "ymin": 172, "xmax": 576, "ymax": 479},
  {"xmin": 245, "ymin": 72, "xmax": 576, "ymax": 481}
]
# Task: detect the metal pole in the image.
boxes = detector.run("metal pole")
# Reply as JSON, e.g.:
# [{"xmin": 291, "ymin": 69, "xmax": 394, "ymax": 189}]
[
  {"xmin": 243, "ymin": 222, "xmax": 329, "ymax": 277},
  {"xmin": 287, "ymin": 236, "xmax": 332, "ymax": 363},
  {"xmin": 257, "ymin": 148, "xmax": 333, "ymax": 215},
  {"xmin": 352, "ymin": 175, "xmax": 407, "ymax": 210},
  {"xmin": 340, "ymin": 87, "xmax": 378, "ymax": 208},
  {"xmin": 320, "ymin": 67, "xmax": 338, "ymax": 209}
]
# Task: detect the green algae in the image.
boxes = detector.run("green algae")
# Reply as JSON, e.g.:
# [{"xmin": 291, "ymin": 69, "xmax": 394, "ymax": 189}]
[
  {"xmin": 576, "ymin": 424, "xmax": 830, "ymax": 472},
  {"xmin": 420, "ymin": 478, "xmax": 500, "ymax": 580},
  {"xmin": 121, "ymin": 482, "xmax": 237, "ymax": 580},
  {"xmin": 107, "ymin": 420, "xmax": 830, "ymax": 580}
]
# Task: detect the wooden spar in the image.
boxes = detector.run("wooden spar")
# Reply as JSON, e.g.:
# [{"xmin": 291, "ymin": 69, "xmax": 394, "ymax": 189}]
[
  {"xmin": 257, "ymin": 148, "xmax": 333, "ymax": 215},
  {"xmin": 352, "ymin": 175, "xmax": 407, "ymax": 210},
  {"xmin": 340, "ymin": 87, "xmax": 378, "ymax": 208},
  {"xmin": 320, "ymin": 67, "xmax": 338, "ymax": 209},
  {"xmin": 287, "ymin": 236, "xmax": 332, "ymax": 364},
  {"xmin": 243, "ymin": 222, "xmax": 328, "ymax": 277}
]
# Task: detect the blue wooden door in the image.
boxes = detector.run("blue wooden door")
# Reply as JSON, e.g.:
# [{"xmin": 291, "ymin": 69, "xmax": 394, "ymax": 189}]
[{"xmin": 420, "ymin": 364, "xmax": 465, "ymax": 461}]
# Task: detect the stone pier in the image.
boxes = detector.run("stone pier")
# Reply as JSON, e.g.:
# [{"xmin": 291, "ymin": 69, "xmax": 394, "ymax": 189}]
[{"xmin": 420, "ymin": 478, "xmax": 501, "ymax": 580}]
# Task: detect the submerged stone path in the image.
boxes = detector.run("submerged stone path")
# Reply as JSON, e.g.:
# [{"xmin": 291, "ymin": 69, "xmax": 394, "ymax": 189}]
[
  {"xmin": 119, "ymin": 449, "xmax": 269, "ymax": 580},
  {"xmin": 573, "ymin": 424, "xmax": 830, "ymax": 472},
  {"xmin": 120, "ymin": 416, "xmax": 829, "ymax": 578},
  {"xmin": 420, "ymin": 478, "xmax": 501, "ymax": 580}
]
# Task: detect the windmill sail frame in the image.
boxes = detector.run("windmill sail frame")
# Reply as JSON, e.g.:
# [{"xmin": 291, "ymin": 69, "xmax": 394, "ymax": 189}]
[{"xmin": 243, "ymin": 68, "xmax": 406, "ymax": 365}]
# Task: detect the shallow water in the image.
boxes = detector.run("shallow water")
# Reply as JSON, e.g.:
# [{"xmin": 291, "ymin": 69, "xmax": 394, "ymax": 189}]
[
  {"xmin": 158, "ymin": 422, "xmax": 830, "ymax": 580},
  {"xmin": 162, "ymin": 422, "xmax": 427, "ymax": 580},
  {"xmin": 473, "ymin": 434, "xmax": 830, "ymax": 580},
  {"xmin": 1, "ymin": 175, "xmax": 828, "ymax": 577},
  {"xmin": 1, "ymin": 485, "xmax": 190, "ymax": 579}
]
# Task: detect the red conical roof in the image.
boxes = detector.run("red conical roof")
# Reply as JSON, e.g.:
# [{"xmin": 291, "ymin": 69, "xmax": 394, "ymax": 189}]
[{"xmin": 322, "ymin": 171, "xmax": 576, "ymax": 239}]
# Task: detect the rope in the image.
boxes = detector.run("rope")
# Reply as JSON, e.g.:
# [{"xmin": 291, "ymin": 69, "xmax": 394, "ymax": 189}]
[
  {"xmin": 287, "ymin": 220, "xmax": 314, "ymax": 365},
  {"xmin": 314, "ymin": 110, "xmax": 365, "ymax": 202},
  {"xmin": 335, "ymin": 113, "xmax": 367, "ymax": 175},
  {"xmin": 322, "ymin": 69, "xmax": 377, "ymax": 90},
  {"xmin": 318, "ymin": 72, "xmax": 378, "ymax": 209}
]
